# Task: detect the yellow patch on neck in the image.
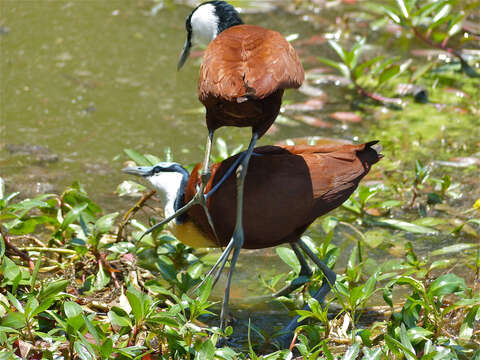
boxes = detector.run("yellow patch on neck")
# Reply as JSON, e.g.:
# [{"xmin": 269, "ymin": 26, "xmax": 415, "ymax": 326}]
[{"xmin": 168, "ymin": 220, "xmax": 219, "ymax": 248}]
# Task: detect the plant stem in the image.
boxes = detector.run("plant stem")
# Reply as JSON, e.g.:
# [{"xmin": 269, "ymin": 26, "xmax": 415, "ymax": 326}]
[
  {"xmin": 1, "ymin": 225, "xmax": 35, "ymax": 271},
  {"xmin": 411, "ymin": 26, "xmax": 469, "ymax": 67},
  {"xmin": 116, "ymin": 190, "xmax": 156, "ymax": 242},
  {"xmin": 19, "ymin": 247, "xmax": 77, "ymax": 255}
]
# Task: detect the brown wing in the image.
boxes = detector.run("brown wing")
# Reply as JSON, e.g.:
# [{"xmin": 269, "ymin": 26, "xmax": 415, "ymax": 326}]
[
  {"xmin": 199, "ymin": 25, "xmax": 304, "ymax": 102},
  {"xmin": 185, "ymin": 143, "xmax": 381, "ymax": 249}
]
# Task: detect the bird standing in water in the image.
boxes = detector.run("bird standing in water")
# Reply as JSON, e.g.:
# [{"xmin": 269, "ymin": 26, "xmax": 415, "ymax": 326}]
[
  {"xmin": 124, "ymin": 141, "xmax": 382, "ymax": 333},
  {"xmin": 145, "ymin": 1, "xmax": 305, "ymax": 305}
]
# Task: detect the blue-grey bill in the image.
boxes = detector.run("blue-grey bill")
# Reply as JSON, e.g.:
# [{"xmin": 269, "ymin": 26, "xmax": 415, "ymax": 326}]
[
  {"xmin": 177, "ymin": 38, "xmax": 191, "ymax": 70},
  {"xmin": 122, "ymin": 166, "xmax": 153, "ymax": 177}
]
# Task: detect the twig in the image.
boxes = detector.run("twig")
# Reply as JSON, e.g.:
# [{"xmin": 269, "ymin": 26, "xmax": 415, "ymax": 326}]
[
  {"xmin": 19, "ymin": 247, "xmax": 77, "ymax": 255},
  {"xmin": 355, "ymin": 84, "xmax": 402, "ymax": 105},
  {"xmin": 1, "ymin": 225, "xmax": 35, "ymax": 271},
  {"xmin": 11, "ymin": 234, "xmax": 47, "ymax": 248},
  {"xmin": 412, "ymin": 26, "xmax": 479, "ymax": 77},
  {"xmin": 116, "ymin": 190, "xmax": 156, "ymax": 242}
]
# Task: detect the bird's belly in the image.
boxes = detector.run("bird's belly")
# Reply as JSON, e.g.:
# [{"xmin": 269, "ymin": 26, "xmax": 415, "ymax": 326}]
[{"xmin": 169, "ymin": 221, "xmax": 219, "ymax": 248}]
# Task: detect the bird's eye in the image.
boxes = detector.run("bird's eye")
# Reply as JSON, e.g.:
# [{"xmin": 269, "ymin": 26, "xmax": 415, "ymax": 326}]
[{"xmin": 153, "ymin": 166, "xmax": 162, "ymax": 174}]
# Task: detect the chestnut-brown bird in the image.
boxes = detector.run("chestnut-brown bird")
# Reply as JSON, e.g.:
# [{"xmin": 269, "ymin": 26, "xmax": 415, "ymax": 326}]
[
  {"xmin": 124, "ymin": 141, "xmax": 382, "ymax": 334},
  {"xmin": 147, "ymin": 0, "xmax": 305, "ymax": 295}
]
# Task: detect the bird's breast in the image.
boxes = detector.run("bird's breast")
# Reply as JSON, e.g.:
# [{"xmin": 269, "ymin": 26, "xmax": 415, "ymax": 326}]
[{"xmin": 169, "ymin": 221, "xmax": 219, "ymax": 248}]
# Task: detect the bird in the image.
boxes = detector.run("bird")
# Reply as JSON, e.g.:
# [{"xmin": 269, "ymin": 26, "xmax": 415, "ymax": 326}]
[
  {"xmin": 123, "ymin": 141, "xmax": 382, "ymax": 338},
  {"xmin": 145, "ymin": 0, "xmax": 305, "ymax": 293}
]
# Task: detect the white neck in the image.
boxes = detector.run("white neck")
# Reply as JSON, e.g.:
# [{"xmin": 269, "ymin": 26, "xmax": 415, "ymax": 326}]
[
  {"xmin": 190, "ymin": 3, "xmax": 219, "ymax": 47},
  {"xmin": 148, "ymin": 172, "xmax": 184, "ymax": 222}
]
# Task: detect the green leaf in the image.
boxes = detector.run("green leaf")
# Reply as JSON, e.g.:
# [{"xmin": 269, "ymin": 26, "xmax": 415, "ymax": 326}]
[
  {"xmin": 196, "ymin": 339, "xmax": 215, "ymax": 360},
  {"xmin": 432, "ymin": 3, "xmax": 452, "ymax": 23},
  {"xmin": 459, "ymin": 305, "xmax": 479, "ymax": 341},
  {"xmin": 6, "ymin": 291, "xmax": 24, "ymax": 313},
  {"xmin": 38, "ymin": 279, "xmax": 69, "ymax": 302},
  {"xmin": 407, "ymin": 327, "xmax": 433, "ymax": 344},
  {"xmin": 427, "ymin": 273, "xmax": 465, "ymax": 298},
  {"xmin": 395, "ymin": 0, "xmax": 409, "ymax": 18},
  {"xmin": 64, "ymin": 301, "xmax": 83, "ymax": 319},
  {"xmin": 342, "ymin": 343, "xmax": 360, "ymax": 360},
  {"xmin": 377, "ymin": 218, "xmax": 437, "ymax": 234},
  {"xmin": 74, "ymin": 341, "xmax": 95, "ymax": 360},
  {"xmin": 317, "ymin": 56, "xmax": 343, "ymax": 72},
  {"xmin": 199, "ymin": 276, "xmax": 213, "ymax": 305},
  {"xmin": 126, "ymin": 286, "xmax": 145, "ymax": 324},
  {"xmin": 328, "ymin": 40, "xmax": 346, "ymax": 62},
  {"xmin": 100, "ymin": 338, "xmax": 114, "ymax": 359},
  {"xmin": 94, "ymin": 263, "xmax": 110, "ymax": 291},
  {"xmin": 95, "ymin": 212, "xmax": 119, "ymax": 234},
  {"xmin": 108, "ymin": 307, "xmax": 132, "ymax": 328},
  {"xmin": 0, "ymin": 311, "xmax": 26, "ymax": 329},
  {"xmin": 431, "ymin": 243, "xmax": 479, "ymax": 256},
  {"xmin": 385, "ymin": 334, "xmax": 417, "ymax": 359},
  {"xmin": 276, "ymin": 247, "xmax": 300, "ymax": 273},
  {"xmin": 124, "ymin": 149, "xmax": 152, "ymax": 166},
  {"xmin": 378, "ymin": 65, "xmax": 400, "ymax": 86},
  {"xmin": 399, "ymin": 324, "xmax": 416, "ymax": 360},
  {"xmin": 1, "ymin": 257, "xmax": 21, "ymax": 283},
  {"xmin": 61, "ymin": 203, "xmax": 89, "ymax": 230}
]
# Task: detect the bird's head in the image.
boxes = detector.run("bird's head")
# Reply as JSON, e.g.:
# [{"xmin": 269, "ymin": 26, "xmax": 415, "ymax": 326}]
[
  {"xmin": 122, "ymin": 162, "xmax": 189, "ymax": 204},
  {"xmin": 178, "ymin": 1, "xmax": 243, "ymax": 70}
]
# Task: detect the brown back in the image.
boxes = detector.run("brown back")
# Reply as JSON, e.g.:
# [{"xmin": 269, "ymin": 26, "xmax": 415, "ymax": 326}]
[
  {"xmin": 199, "ymin": 25, "xmax": 304, "ymax": 102},
  {"xmin": 185, "ymin": 142, "xmax": 381, "ymax": 249}
]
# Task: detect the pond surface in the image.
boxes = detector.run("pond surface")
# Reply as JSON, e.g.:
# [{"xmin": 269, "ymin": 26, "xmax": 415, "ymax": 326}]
[{"xmin": 2, "ymin": 0, "xmax": 479, "ymax": 313}]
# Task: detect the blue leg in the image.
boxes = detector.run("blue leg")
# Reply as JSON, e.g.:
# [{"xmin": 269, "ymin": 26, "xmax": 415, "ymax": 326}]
[{"xmin": 277, "ymin": 239, "xmax": 337, "ymax": 348}]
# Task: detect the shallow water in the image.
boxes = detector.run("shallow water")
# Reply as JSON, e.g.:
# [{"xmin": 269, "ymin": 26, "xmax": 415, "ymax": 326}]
[{"xmin": 2, "ymin": 0, "xmax": 479, "ymax": 312}]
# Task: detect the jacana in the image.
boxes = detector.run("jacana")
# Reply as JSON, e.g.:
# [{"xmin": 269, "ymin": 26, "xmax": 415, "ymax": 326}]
[
  {"xmin": 124, "ymin": 141, "xmax": 382, "ymax": 339},
  {"xmin": 146, "ymin": 0, "xmax": 305, "ymax": 293}
]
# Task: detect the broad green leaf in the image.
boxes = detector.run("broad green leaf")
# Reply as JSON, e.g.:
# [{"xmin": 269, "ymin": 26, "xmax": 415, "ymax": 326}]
[
  {"xmin": 199, "ymin": 276, "xmax": 213, "ymax": 305},
  {"xmin": 431, "ymin": 243, "xmax": 479, "ymax": 256},
  {"xmin": 108, "ymin": 307, "xmax": 132, "ymax": 328},
  {"xmin": 64, "ymin": 301, "xmax": 83, "ymax": 319},
  {"xmin": 74, "ymin": 341, "xmax": 95, "ymax": 360},
  {"xmin": 407, "ymin": 327, "xmax": 433, "ymax": 344},
  {"xmin": 124, "ymin": 148, "xmax": 151, "ymax": 166},
  {"xmin": 399, "ymin": 324, "xmax": 416, "ymax": 360},
  {"xmin": 95, "ymin": 212, "xmax": 119, "ymax": 234},
  {"xmin": 1, "ymin": 257, "xmax": 21, "ymax": 283},
  {"xmin": 385, "ymin": 334, "xmax": 417, "ymax": 358},
  {"xmin": 427, "ymin": 273, "xmax": 465, "ymax": 298},
  {"xmin": 459, "ymin": 305, "xmax": 479, "ymax": 341},
  {"xmin": 94, "ymin": 264, "xmax": 110, "ymax": 291},
  {"xmin": 378, "ymin": 218, "xmax": 437, "ymax": 234},
  {"xmin": 38, "ymin": 279, "xmax": 69, "ymax": 302},
  {"xmin": 276, "ymin": 247, "xmax": 300, "ymax": 273},
  {"xmin": 195, "ymin": 339, "xmax": 215, "ymax": 360},
  {"xmin": 378, "ymin": 65, "xmax": 400, "ymax": 85},
  {"xmin": 61, "ymin": 203, "xmax": 88, "ymax": 230},
  {"xmin": 126, "ymin": 286, "xmax": 145, "ymax": 323},
  {"xmin": 100, "ymin": 338, "xmax": 114, "ymax": 359},
  {"xmin": 6, "ymin": 291, "xmax": 23, "ymax": 313},
  {"xmin": 0, "ymin": 311, "xmax": 25, "ymax": 329}
]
